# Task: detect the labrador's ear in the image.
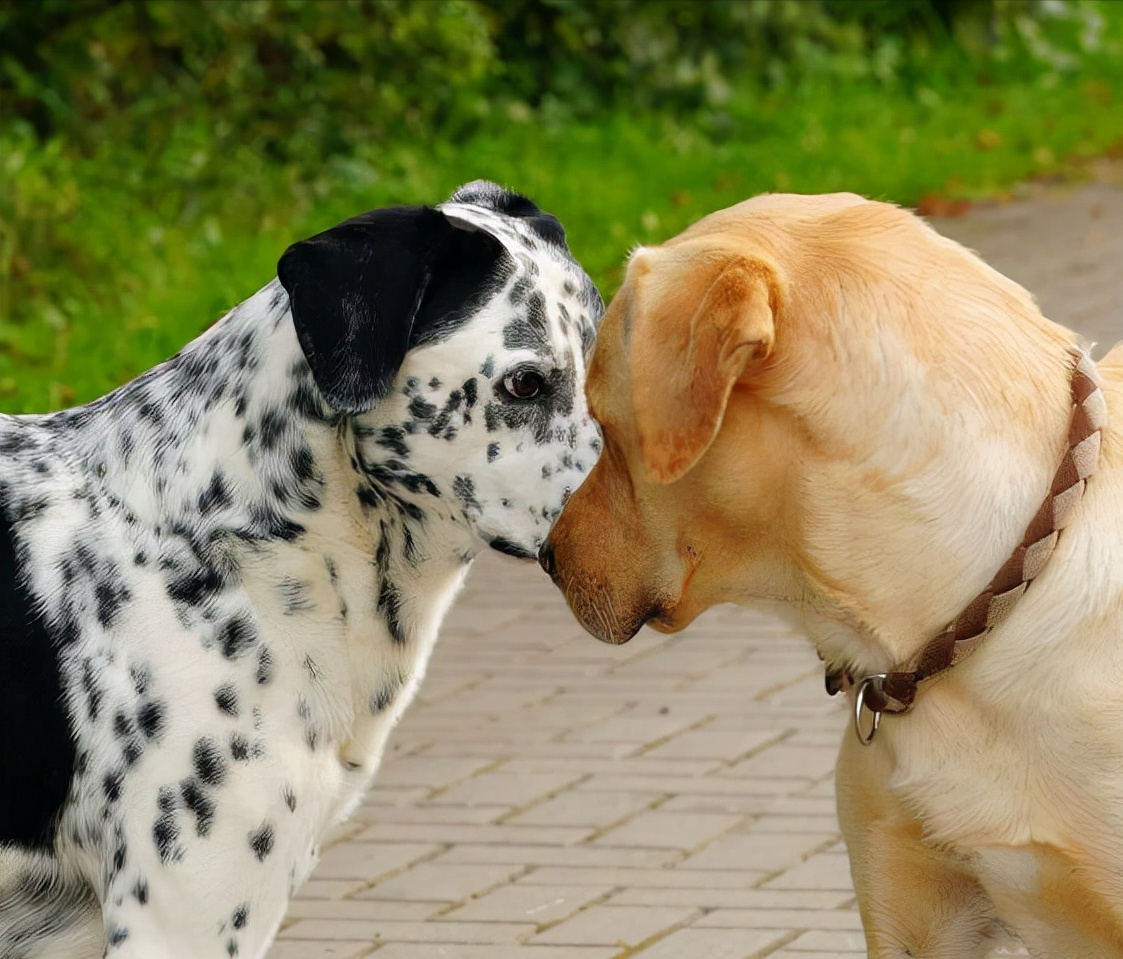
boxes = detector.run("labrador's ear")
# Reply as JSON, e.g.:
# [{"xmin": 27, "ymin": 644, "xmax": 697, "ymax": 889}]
[
  {"xmin": 629, "ymin": 252, "xmax": 776, "ymax": 484},
  {"xmin": 277, "ymin": 206, "xmax": 504, "ymax": 413}
]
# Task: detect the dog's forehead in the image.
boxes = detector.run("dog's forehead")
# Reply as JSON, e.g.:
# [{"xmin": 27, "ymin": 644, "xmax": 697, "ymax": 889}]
[
  {"xmin": 439, "ymin": 202, "xmax": 600, "ymax": 362},
  {"xmin": 441, "ymin": 200, "xmax": 600, "ymax": 306}
]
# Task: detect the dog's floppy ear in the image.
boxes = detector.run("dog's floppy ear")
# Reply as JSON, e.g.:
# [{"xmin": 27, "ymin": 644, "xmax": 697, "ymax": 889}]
[
  {"xmin": 277, "ymin": 206, "xmax": 504, "ymax": 414},
  {"xmin": 629, "ymin": 251, "xmax": 776, "ymax": 484}
]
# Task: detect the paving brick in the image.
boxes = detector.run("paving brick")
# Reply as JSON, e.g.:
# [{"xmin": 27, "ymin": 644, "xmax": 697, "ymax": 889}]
[
  {"xmin": 720, "ymin": 744, "xmax": 838, "ymax": 781},
  {"xmin": 312, "ymin": 842, "xmax": 442, "ymax": 882},
  {"xmin": 779, "ymin": 929, "xmax": 867, "ymax": 952},
  {"xmin": 278, "ymin": 918, "xmax": 533, "ymax": 944},
  {"xmin": 266, "ymin": 941, "xmax": 375, "ymax": 959},
  {"xmin": 427, "ymin": 771, "xmax": 584, "ymax": 809},
  {"xmin": 642, "ymin": 727, "xmax": 785, "ymax": 761},
  {"xmin": 607, "ymin": 888, "xmax": 853, "ymax": 911},
  {"xmin": 373, "ymin": 757, "xmax": 495, "ymax": 791},
  {"xmin": 680, "ymin": 831, "xmax": 838, "ymax": 874},
  {"xmin": 368, "ymin": 947, "xmax": 619, "ymax": 959},
  {"xmin": 357, "ymin": 862, "xmax": 525, "ymax": 903},
  {"xmin": 763, "ymin": 851, "xmax": 855, "ymax": 892},
  {"xmin": 442, "ymin": 882, "xmax": 616, "ymax": 925},
  {"xmin": 507, "ymin": 788, "xmax": 665, "ymax": 829},
  {"xmin": 285, "ymin": 900, "xmax": 441, "ymax": 922},
  {"xmin": 354, "ymin": 822, "xmax": 592, "ymax": 847},
  {"xmin": 355, "ymin": 803, "xmax": 510, "ymax": 826},
  {"xmin": 627, "ymin": 927, "xmax": 790, "ymax": 958},
  {"xmin": 292, "ymin": 879, "xmax": 374, "ymax": 901},
  {"xmin": 434, "ymin": 843, "xmax": 681, "ymax": 869},
  {"xmin": 695, "ymin": 908, "xmax": 863, "ymax": 931},
  {"xmin": 529, "ymin": 904, "xmax": 698, "ymax": 947},
  {"xmin": 591, "ymin": 810, "xmax": 744, "ymax": 851}
]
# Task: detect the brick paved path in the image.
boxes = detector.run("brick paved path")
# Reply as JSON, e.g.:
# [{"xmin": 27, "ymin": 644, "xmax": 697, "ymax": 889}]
[{"xmin": 271, "ymin": 179, "xmax": 1122, "ymax": 959}]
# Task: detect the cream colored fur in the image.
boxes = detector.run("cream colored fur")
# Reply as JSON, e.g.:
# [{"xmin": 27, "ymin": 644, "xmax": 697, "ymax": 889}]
[{"xmin": 545, "ymin": 192, "xmax": 1123, "ymax": 958}]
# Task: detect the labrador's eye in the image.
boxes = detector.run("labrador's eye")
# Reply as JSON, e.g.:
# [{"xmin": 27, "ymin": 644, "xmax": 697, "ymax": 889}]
[{"xmin": 501, "ymin": 369, "xmax": 545, "ymax": 400}]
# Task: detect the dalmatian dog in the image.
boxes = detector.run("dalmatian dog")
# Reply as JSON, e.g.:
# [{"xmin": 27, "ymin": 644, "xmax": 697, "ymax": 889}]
[{"xmin": 0, "ymin": 181, "xmax": 602, "ymax": 959}]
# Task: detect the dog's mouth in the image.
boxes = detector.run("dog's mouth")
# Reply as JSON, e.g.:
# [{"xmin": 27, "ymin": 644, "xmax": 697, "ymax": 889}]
[
  {"xmin": 565, "ymin": 589, "xmax": 670, "ymax": 646},
  {"xmin": 487, "ymin": 536, "xmax": 538, "ymax": 561}
]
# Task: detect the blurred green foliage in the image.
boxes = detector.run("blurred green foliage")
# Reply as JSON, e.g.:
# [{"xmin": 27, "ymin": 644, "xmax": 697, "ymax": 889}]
[
  {"xmin": 1, "ymin": 0, "xmax": 1122, "ymax": 411},
  {"xmin": 2, "ymin": 0, "xmax": 1108, "ymax": 159}
]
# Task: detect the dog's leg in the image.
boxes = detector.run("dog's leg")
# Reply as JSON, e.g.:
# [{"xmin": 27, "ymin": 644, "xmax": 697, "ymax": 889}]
[
  {"xmin": 974, "ymin": 844, "xmax": 1123, "ymax": 959},
  {"xmin": 0, "ymin": 848, "xmax": 102, "ymax": 959},
  {"xmin": 835, "ymin": 730, "xmax": 1002, "ymax": 959}
]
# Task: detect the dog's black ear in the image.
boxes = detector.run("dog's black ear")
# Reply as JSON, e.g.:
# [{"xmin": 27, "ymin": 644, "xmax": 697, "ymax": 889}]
[
  {"xmin": 446, "ymin": 179, "xmax": 569, "ymax": 249},
  {"xmin": 277, "ymin": 206, "xmax": 504, "ymax": 414}
]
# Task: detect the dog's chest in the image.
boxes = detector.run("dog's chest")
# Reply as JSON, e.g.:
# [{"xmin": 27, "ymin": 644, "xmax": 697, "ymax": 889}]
[{"xmin": 242, "ymin": 522, "xmax": 472, "ymax": 816}]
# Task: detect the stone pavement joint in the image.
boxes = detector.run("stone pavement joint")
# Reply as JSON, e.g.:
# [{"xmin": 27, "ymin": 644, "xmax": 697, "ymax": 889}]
[{"xmin": 271, "ymin": 177, "xmax": 1123, "ymax": 958}]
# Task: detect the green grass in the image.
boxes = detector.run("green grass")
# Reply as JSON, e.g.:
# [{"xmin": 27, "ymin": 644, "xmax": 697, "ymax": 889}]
[{"xmin": 3, "ymin": 37, "xmax": 1122, "ymax": 413}]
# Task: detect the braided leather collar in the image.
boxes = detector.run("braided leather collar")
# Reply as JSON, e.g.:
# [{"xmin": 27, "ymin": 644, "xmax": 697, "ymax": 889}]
[{"xmin": 826, "ymin": 346, "xmax": 1106, "ymax": 743}]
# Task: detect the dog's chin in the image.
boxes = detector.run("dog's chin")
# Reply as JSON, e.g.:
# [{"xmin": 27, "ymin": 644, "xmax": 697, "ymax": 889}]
[{"xmin": 569, "ymin": 599, "xmax": 667, "ymax": 646}]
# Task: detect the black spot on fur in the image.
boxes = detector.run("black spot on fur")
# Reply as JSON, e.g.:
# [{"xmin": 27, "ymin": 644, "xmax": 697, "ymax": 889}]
[
  {"xmin": 111, "ymin": 837, "xmax": 127, "ymax": 878},
  {"xmin": 153, "ymin": 787, "xmax": 181, "ymax": 864},
  {"xmin": 256, "ymin": 646, "xmax": 273, "ymax": 685},
  {"xmin": 283, "ymin": 786, "xmax": 297, "ymax": 812},
  {"xmin": 181, "ymin": 776, "xmax": 216, "ymax": 836},
  {"xmin": 220, "ymin": 616, "xmax": 257, "ymax": 659},
  {"xmin": 508, "ymin": 275, "xmax": 533, "ymax": 305},
  {"xmin": 192, "ymin": 738, "xmax": 227, "ymax": 787},
  {"xmin": 296, "ymin": 696, "xmax": 319, "ymax": 750},
  {"xmin": 369, "ymin": 678, "xmax": 400, "ymax": 713},
  {"xmin": 123, "ymin": 737, "xmax": 144, "ymax": 767},
  {"xmin": 377, "ymin": 579, "xmax": 407, "ymax": 645},
  {"xmin": 232, "ymin": 903, "xmax": 249, "ymax": 929},
  {"xmin": 487, "ymin": 442, "xmax": 500, "ymax": 462},
  {"xmin": 113, "ymin": 711, "xmax": 132, "ymax": 739},
  {"xmin": 133, "ymin": 878, "xmax": 149, "ymax": 905},
  {"xmin": 198, "ymin": 471, "xmax": 232, "ymax": 515},
  {"xmin": 230, "ymin": 733, "xmax": 250, "ymax": 762},
  {"xmin": 257, "ymin": 408, "xmax": 286, "ymax": 450},
  {"xmin": 453, "ymin": 474, "xmax": 481, "ymax": 517},
  {"xmin": 278, "ymin": 577, "xmax": 313, "ymax": 614},
  {"xmin": 376, "ymin": 426, "xmax": 409, "ymax": 458},
  {"xmin": 167, "ymin": 566, "xmax": 226, "ymax": 608},
  {"xmin": 248, "ymin": 822, "xmax": 274, "ymax": 861},
  {"xmin": 103, "ymin": 767, "xmax": 125, "ymax": 803},
  {"xmin": 129, "ymin": 664, "xmax": 150, "ymax": 696},
  {"xmin": 108, "ymin": 925, "xmax": 129, "ymax": 947},
  {"xmin": 214, "ymin": 683, "xmax": 239, "ymax": 716},
  {"xmin": 227, "ymin": 939, "xmax": 239, "ymax": 957},
  {"xmin": 95, "ymin": 576, "xmax": 131, "ymax": 628},
  {"xmin": 137, "ymin": 700, "xmax": 166, "ymax": 740},
  {"xmin": 408, "ymin": 395, "xmax": 436, "ymax": 420}
]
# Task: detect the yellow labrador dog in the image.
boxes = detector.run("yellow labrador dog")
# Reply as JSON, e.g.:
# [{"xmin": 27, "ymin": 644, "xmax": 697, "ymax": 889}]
[{"xmin": 541, "ymin": 193, "xmax": 1123, "ymax": 958}]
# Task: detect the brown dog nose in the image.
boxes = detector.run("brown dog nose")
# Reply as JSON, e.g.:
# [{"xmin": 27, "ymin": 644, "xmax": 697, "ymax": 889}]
[{"xmin": 538, "ymin": 540, "xmax": 557, "ymax": 576}]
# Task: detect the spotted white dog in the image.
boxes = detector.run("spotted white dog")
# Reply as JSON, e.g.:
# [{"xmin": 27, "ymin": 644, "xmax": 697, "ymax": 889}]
[{"xmin": 0, "ymin": 181, "xmax": 602, "ymax": 958}]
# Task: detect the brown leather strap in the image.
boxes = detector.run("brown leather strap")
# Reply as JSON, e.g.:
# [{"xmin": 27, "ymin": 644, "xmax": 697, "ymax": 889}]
[{"xmin": 827, "ymin": 346, "xmax": 1106, "ymax": 716}]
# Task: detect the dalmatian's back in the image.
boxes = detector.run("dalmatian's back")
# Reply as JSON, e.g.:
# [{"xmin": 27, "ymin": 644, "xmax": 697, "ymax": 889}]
[{"xmin": 0, "ymin": 181, "xmax": 602, "ymax": 959}]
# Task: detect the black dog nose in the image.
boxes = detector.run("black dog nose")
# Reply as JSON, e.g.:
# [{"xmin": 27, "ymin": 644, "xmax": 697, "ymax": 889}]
[{"xmin": 538, "ymin": 541, "xmax": 557, "ymax": 576}]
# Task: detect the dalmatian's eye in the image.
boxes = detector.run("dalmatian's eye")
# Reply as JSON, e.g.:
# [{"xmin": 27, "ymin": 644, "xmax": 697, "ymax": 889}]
[{"xmin": 500, "ymin": 368, "xmax": 546, "ymax": 401}]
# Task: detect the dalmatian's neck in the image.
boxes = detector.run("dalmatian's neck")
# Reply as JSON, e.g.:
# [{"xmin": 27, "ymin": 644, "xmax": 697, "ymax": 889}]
[
  {"xmin": 24, "ymin": 282, "xmax": 480, "ymax": 768},
  {"xmin": 54, "ymin": 281, "xmax": 478, "ymax": 566}
]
